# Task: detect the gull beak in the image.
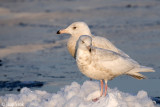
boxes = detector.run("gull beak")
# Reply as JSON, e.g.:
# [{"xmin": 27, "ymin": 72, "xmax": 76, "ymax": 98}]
[
  {"xmin": 57, "ymin": 29, "xmax": 69, "ymax": 34},
  {"xmin": 87, "ymin": 46, "xmax": 91, "ymax": 52}
]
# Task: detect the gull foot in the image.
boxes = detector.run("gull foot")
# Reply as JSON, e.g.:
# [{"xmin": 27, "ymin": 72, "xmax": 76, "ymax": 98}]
[{"xmin": 92, "ymin": 97, "xmax": 100, "ymax": 102}]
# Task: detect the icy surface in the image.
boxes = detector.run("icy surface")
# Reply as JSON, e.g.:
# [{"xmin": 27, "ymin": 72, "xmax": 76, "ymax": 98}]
[{"xmin": 0, "ymin": 81, "xmax": 157, "ymax": 107}]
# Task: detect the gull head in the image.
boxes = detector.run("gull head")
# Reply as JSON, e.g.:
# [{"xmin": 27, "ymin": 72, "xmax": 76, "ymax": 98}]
[
  {"xmin": 57, "ymin": 22, "xmax": 92, "ymax": 37},
  {"xmin": 77, "ymin": 35, "xmax": 92, "ymax": 51}
]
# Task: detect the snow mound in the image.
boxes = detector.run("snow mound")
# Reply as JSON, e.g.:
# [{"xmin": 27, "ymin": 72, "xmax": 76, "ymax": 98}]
[{"xmin": 0, "ymin": 81, "xmax": 156, "ymax": 107}]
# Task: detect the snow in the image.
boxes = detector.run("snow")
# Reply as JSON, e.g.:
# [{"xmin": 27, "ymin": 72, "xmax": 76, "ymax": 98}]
[{"xmin": 0, "ymin": 81, "xmax": 156, "ymax": 107}]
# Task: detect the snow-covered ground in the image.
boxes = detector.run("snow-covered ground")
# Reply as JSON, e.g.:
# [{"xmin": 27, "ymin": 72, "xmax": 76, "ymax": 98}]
[
  {"xmin": 0, "ymin": 0, "xmax": 160, "ymax": 106},
  {"xmin": 0, "ymin": 81, "xmax": 156, "ymax": 107}
]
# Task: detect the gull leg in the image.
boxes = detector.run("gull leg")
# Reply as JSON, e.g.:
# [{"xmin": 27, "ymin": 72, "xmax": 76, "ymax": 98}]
[
  {"xmin": 104, "ymin": 80, "xmax": 108, "ymax": 96},
  {"xmin": 92, "ymin": 80, "xmax": 103, "ymax": 102},
  {"xmin": 100, "ymin": 80, "xmax": 104, "ymax": 97}
]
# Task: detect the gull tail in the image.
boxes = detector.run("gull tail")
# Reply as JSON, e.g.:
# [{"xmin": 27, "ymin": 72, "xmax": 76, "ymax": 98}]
[{"xmin": 126, "ymin": 66, "xmax": 155, "ymax": 80}]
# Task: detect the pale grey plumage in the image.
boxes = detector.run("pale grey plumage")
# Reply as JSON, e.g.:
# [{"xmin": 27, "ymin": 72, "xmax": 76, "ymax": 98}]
[
  {"xmin": 76, "ymin": 35, "xmax": 155, "ymax": 82},
  {"xmin": 57, "ymin": 22, "xmax": 129, "ymax": 58}
]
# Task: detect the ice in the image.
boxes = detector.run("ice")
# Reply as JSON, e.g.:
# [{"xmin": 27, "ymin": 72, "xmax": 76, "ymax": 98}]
[
  {"xmin": 0, "ymin": 39, "xmax": 67, "ymax": 58},
  {"xmin": 0, "ymin": 81, "xmax": 157, "ymax": 107}
]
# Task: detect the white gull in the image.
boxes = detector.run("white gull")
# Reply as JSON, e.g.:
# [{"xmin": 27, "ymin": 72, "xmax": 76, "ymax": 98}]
[
  {"xmin": 56, "ymin": 22, "xmax": 129, "ymax": 94},
  {"xmin": 57, "ymin": 21, "xmax": 128, "ymax": 58},
  {"xmin": 76, "ymin": 35, "xmax": 155, "ymax": 101}
]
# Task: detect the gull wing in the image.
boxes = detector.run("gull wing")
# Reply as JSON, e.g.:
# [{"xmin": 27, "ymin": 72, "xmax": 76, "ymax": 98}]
[
  {"xmin": 91, "ymin": 47, "xmax": 137, "ymax": 76},
  {"xmin": 92, "ymin": 36, "xmax": 129, "ymax": 57}
]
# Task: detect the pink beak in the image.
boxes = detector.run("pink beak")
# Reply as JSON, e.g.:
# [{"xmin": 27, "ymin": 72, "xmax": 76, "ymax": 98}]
[{"xmin": 57, "ymin": 29, "xmax": 69, "ymax": 34}]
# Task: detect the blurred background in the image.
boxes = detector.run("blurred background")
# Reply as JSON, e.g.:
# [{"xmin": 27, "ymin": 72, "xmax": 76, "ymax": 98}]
[{"xmin": 0, "ymin": 0, "xmax": 160, "ymax": 97}]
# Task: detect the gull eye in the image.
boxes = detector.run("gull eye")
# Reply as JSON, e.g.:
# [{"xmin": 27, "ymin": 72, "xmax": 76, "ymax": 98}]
[{"xmin": 73, "ymin": 26, "xmax": 77, "ymax": 30}]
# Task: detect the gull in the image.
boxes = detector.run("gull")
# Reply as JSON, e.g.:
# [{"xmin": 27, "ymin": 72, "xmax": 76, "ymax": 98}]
[
  {"xmin": 56, "ymin": 21, "xmax": 129, "ymax": 91},
  {"xmin": 57, "ymin": 21, "xmax": 129, "ymax": 58},
  {"xmin": 76, "ymin": 35, "xmax": 155, "ymax": 101}
]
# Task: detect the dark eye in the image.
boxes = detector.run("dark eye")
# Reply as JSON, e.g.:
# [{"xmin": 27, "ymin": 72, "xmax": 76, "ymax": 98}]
[
  {"xmin": 82, "ymin": 41, "xmax": 85, "ymax": 43},
  {"xmin": 73, "ymin": 26, "xmax": 77, "ymax": 30}
]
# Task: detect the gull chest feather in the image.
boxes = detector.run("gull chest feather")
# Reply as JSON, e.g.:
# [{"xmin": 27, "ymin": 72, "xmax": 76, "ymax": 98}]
[
  {"xmin": 76, "ymin": 49, "xmax": 91, "ymax": 72},
  {"xmin": 67, "ymin": 37, "xmax": 79, "ymax": 57}
]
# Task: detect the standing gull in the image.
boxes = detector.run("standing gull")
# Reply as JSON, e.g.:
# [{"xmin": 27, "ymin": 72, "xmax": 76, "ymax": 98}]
[
  {"xmin": 76, "ymin": 35, "xmax": 155, "ymax": 101},
  {"xmin": 57, "ymin": 22, "xmax": 128, "ymax": 58},
  {"xmin": 57, "ymin": 22, "xmax": 129, "ymax": 93}
]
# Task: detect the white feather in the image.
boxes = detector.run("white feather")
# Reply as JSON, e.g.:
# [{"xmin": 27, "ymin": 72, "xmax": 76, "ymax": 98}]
[{"xmin": 76, "ymin": 35, "xmax": 155, "ymax": 81}]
